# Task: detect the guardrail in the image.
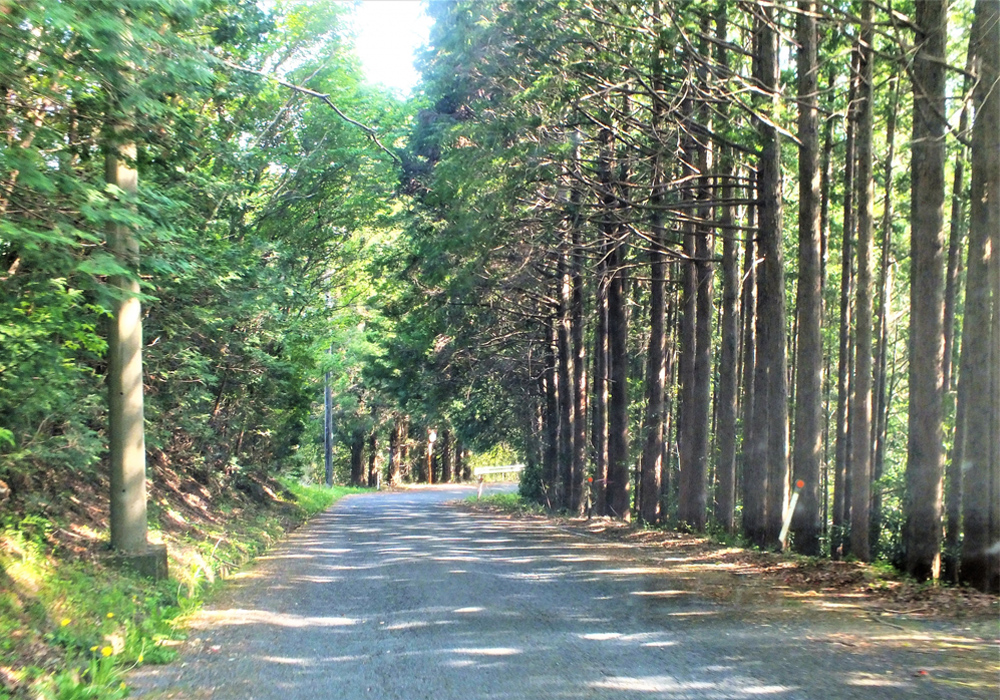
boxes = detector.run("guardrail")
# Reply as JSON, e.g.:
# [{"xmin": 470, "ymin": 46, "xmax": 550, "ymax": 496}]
[
  {"xmin": 472, "ymin": 464, "xmax": 525, "ymax": 476},
  {"xmin": 473, "ymin": 464, "xmax": 524, "ymax": 498}
]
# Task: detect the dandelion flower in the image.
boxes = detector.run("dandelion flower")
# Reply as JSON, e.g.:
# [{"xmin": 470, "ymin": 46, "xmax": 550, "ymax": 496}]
[
  {"xmin": 137, "ymin": 653, "xmax": 144, "ymax": 663},
  {"xmin": 60, "ymin": 618, "xmax": 71, "ymax": 627},
  {"xmin": 106, "ymin": 612, "xmax": 114, "ymax": 619},
  {"xmin": 90, "ymin": 645, "xmax": 99, "ymax": 652},
  {"xmin": 101, "ymin": 646, "xmax": 113, "ymax": 657}
]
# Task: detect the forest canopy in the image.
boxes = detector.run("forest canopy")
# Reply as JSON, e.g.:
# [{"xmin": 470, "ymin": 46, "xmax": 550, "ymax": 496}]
[{"xmin": 0, "ymin": 0, "xmax": 997, "ymax": 594}]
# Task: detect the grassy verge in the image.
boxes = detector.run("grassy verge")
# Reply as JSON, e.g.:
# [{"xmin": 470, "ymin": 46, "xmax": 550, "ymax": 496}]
[
  {"xmin": 464, "ymin": 492, "xmax": 543, "ymax": 515},
  {"xmin": 0, "ymin": 481, "xmax": 363, "ymax": 700}
]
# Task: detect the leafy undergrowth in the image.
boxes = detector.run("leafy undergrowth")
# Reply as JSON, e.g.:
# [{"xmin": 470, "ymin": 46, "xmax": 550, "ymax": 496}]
[
  {"xmin": 461, "ymin": 495, "xmax": 1000, "ymax": 623},
  {"xmin": 0, "ymin": 464, "xmax": 363, "ymax": 700}
]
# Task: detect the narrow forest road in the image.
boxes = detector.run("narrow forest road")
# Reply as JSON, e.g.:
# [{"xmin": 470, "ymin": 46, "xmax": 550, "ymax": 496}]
[{"xmin": 130, "ymin": 487, "xmax": 997, "ymax": 700}]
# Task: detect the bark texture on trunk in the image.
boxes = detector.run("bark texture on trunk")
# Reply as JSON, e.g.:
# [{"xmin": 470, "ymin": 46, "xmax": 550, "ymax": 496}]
[
  {"xmin": 849, "ymin": 0, "xmax": 875, "ymax": 562},
  {"xmin": 557, "ymin": 252, "xmax": 574, "ymax": 509},
  {"xmin": 713, "ymin": 5, "xmax": 737, "ymax": 533},
  {"xmin": 367, "ymin": 432, "xmax": 378, "ymax": 487},
  {"xmin": 755, "ymin": 6, "xmax": 789, "ymax": 548},
  {"xmin": 441, "ymin": 428, "xmax": 452, "ymax": 483},
  {"xmin": 600, "ymin": 123, "xmax": 630, "ymax": 521},
  {"xmin": 833, "ymin": 47, "xmax": 860, "ymax": 560},
  {"xmin": 543, "ymin": 327, "xmax": 560, "ymax": 508},
  {"xmin": 591, "ymin": 277, "xmax": 609, "ymax": 516},
  {"xmin": 570, "ymin": 191, "xmax": 588, "ymax": 515},
  {"xmin": 959, "ymin": 0, "xmax": 1000, "ymax": 593},
  {"xmin": 791, "ymin": 0, "xmax": 823, "ymax": 556},
  {"xmin": 904, "ymin": 0, "xmax": 948, "ymax": 582},
  {"xmin": 639, "ymin": 188, "xmax": 666, "ymax": 524},
  {"xmin": 350, "ymin": 429, "xmax": 365, "ymax": 486}
]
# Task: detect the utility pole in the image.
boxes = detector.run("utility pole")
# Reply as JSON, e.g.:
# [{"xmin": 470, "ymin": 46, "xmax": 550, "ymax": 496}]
[
  {"xmin": 106, "ymin": 136, "xmax": 166, "ymax": 579},
  {"xmin": 324, "ymin": 291, "xmax": 333, "ymax": 487},
  {"xmin": 324, "ymin": 368, "xmax": 333, "ymax": 487}
]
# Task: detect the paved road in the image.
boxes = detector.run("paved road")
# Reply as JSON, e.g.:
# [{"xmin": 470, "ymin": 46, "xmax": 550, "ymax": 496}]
[{"xmin": 131, "ymin": 486, "xmax": 997, "ymax": 699}]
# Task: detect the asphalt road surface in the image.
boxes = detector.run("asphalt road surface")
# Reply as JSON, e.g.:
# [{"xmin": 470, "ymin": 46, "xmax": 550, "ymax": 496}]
[{"xmin": 130, "ymin": 485, "xmax": 998, "ymax": 699}]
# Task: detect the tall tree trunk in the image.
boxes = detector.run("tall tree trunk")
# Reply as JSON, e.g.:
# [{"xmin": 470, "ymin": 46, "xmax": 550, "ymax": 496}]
[
  {"xmin": 389, "ymin": 415, "xmax": 402, "ymax": 487},
  {"xmin": 755, "ymin": 5, "xmax": 789, "ymax": 548},
  {"xmin": 603, "ymin": 121, "xmax": 631, "ymax": 521},
  {"xmin": 367, "ymin": 431, "xmax": 378, "ymax": 487},
  {"xmin": 543, "ymin": 327, "xmax": 560, "ymax": 508},
  {"xmin": 591, "ymin": 273, "xmax": 609, "ymax": 516},
  {"xmin": 715, "ymin": 186, "xmax": 738, "ymax": 531},
  {"xmin": 904, "ymin": 0, "xmax": 948, "ymax": 582},
  {"xmin": 688, "ymin": 21, "xmax": 715, "ymax": 532},
  {"xmin": 324, "ymin": 365, "xmax": 334, "ymax": 487},
  {"xmin": 639, "ymin": 4, "xmax": 667, "ymax": 525},
  {"xmin": 661, "ymin": 272, "xmax": 679, "ymax": 519},
  {"xmin": 740, "ymin": 169, "xmax": 762, "ymax": 544},
  {"xmin": 638, "ymin": 217, "xmax": 666, "ymax": 523},
  {"xmin": 557, "ymin": 257, "xmax": 574, "ymax": 510},
  {"xmin": 399, "ymin": 417, "xmax": 411, "ymax": 483},
  {"xmin": 350, "ymin": 428, "xmax": 365, "ymax": 486},
  {"xmin": 107, "ymin": 138, "xmax": 149, "ymax": 554},
  {"xmin": 870, "ymin": 74, "xmax": 899, "ymax": 561},
  {"xmin": 441, "ymin": 427, "xmax": 452, "ymax": 483},
  {"xmin": 819, "ymin": 75, "xmax": 835, "ymax": 544},
  {"xmin": 791, "ymin": 0, "xmax": 823, "ymax": 556},
  {"xmin": 677, "ymin": 97, "xmax": 698, "ymax": 528},
  {"xmin": 570, "ymin": 178, "xmax": 588, "ymax": 515},
  {"xmin": 943, "ymin": 48, "xmax": 975, "ymax": 581},
  {"xmin": 607, "ymin": 253, "xmax": 630, "ymax": 520},
  {"xmin": 833, "ymin": 46, "xmax": 860, "ymax": 560},
  {"xmin": 713, "ymin": 3, "xmax": 737, "ymax": 533},
  {"xmin": 690, "ymin": 169, "xmax": 714, "ymax": 531},
  {"xmin": 959, "ymin": 0, "xmax": 999, "ymax": 594},
  {"xmin": 456, "ymin": 438, "xmax": 467, "ymax": 482},
  {"xmin": 849, "ymin": 0, "xmax": 875, "ymax": 562}
]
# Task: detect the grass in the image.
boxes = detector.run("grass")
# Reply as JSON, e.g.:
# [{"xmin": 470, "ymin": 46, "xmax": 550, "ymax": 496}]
[
  {"xmin": 278, "ymin": 480, "xmax": 367, "ymax": 518},
  {"xmin": 0, "ymin": 480, "xmax": 358, "ymax": 700},
  {"xmin": 465, "ymin": 492, "xmax": 544, "ymax": 515}
]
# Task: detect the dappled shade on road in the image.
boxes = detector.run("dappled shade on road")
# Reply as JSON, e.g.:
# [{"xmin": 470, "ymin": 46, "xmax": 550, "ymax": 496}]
[{"xmin": 130, "ymin": 487, "xmax": 997, "ymax": 699}]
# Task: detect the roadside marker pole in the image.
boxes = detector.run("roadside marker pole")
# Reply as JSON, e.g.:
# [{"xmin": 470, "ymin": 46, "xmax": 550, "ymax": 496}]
[{"xmin": 779, "ymin": 480, "xmax": 806, "ymax": 550}]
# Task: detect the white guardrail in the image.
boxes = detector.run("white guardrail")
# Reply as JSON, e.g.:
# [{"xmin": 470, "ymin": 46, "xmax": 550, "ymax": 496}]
[
  {"xmin": 472, "ymin": 464, "xmax": 525, "ymax": 476},
  {"xmin": 473, "ymin": 464, "xmax": 525, "ymax": 498}
]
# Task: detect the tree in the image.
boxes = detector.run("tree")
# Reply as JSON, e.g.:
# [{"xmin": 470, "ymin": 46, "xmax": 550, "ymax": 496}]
[
  {"xmin": 790, "ymin": 0, "xmax": 823, "ymax": 556},
  {"xmin": 848, "ymin": 0, "xmax": 875, "ymax": 562},
  {"xmin": 903, "ymin": 0, "xmax": 948, "ymax": 581},
  {"xmin": 959, "ymin": 0, "xmax": 999, "ymax": 593}
]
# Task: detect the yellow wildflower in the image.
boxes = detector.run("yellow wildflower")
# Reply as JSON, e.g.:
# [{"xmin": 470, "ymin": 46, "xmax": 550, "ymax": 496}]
[
  {"xmin": 137, "ymin": 653, "xmax": 144, "ymax": 663},
  {"xmin": 90, "ymin": 645, "xmax": 99, "ymax": 652},
  {"xmin": 101, "ymin": 646, "xmax": 113, "ymax": 657},
  {"xmin": 120, "ymin": 682, "xmax": 127, "ymax": 690},
  {"xmin": 106, "ymin": 612, "xmax": 114, "ymax": 619},
  {"xmin": 60, "ymin": 618, "xmax": 71, "ymax": 627}
]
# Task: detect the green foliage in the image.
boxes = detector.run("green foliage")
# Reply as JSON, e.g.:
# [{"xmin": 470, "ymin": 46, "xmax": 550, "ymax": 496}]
[
  {"xmin": 0, "ymin": 0, "xmax": 409, "ymax": 494},
  {"xmin": 518, "ymin": 462, "xmax": 546, "ymax": 505}
]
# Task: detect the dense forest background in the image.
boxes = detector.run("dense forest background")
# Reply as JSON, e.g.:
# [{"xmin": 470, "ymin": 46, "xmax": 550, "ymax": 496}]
[{"xmin": 1, "ymin": 0, "xmax": 997, "ymax": 601}]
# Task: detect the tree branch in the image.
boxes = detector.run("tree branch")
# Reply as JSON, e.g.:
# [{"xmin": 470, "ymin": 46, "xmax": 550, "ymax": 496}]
[{"xmin": 220, "ymin": 59, "xmax": 402, "ymax": 164}]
